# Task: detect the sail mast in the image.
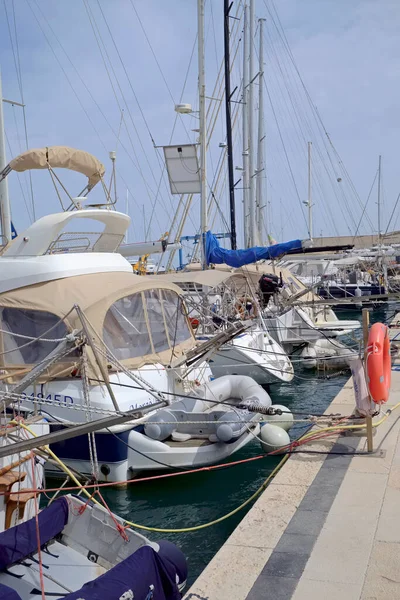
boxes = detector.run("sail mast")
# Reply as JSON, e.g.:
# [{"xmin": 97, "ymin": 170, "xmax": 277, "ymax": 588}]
[
  {"xmin": 256, "ymin": 18, "xmax": 266, "ymax": 245},
  {"xmin": 248, "ymin": 0, "xmax": 256, "ymax": 246},
  {"xmin": 377, "ymin": 154, "xmax": 382, "ymax": 247},
  {"xmin": 198, "ymin": 0, "xmax": 207, "ymax": 268},
  {"xmin": 0, "ymin": 69, "xmax": 11, "ymax": 243},
  {"xmin": 242, "ymin": 3, "xmax": 250, "ymax": 247},
  {"xmin": 307, "ymin": 141, "xmax": 313, "ymax": 240},
  {"xmin": 224, "ymin": 0, "xmax": 237, "ymax": 250}
]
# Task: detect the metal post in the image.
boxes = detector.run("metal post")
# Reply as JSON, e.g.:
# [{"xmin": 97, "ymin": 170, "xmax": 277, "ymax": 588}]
[
  {"xmin": 377, "ymin": 154, "xmax": 382, "ymax": 247},
  {"xmin": 362, "ymin": 308, "xmax": 373, "ymax": 452},
  {"xmin": 0, "ymin": 70, "xmax": 11, "ymax": 244},
  {"xmin": 224, "ymin": 0, "xmax": 237, "ymax": 250},
  {"xmin": 256, "ymin": 18, "xmax": 266, "ymax": 245},
  {"xmin": 75, "ymin": 305, "xmax": 120, "ymax": 413},
  {"xmin": 242, "ymin": 3, "xmax": 250, "ymax": 248},
  {"xmin": 307, "ymin": 141, "xmax": 313, "ymax": 240},
  {"xmin": 125, "ymin": 189, "xmax": 129, "ymax": 244},
  {"xmin": 198, "ymin": 0, "xmax": 208, "ymax": 268},
  {"xmin": 248, "ymin": 0, "xmax": 256, "ymax": 246}
]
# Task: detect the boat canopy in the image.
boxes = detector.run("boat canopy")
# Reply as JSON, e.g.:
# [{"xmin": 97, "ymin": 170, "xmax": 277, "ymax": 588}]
[
  {"xmin": 0, "ymin": 272, "xmax": 195, "ymax": 380},
  {"xmin": 5, "ymin": 146, "xmax": 105, "ymax": 190},
  {"xmin": 206, "ymin": 231, "xmax": 303, "ymax": 268},
  {"xmin": 155, "ymin": 269, "xmax": 236, "ymax": 287}
]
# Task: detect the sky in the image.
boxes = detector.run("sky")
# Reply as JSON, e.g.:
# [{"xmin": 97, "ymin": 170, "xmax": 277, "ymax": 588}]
[{"xmin": 1, "ymin": 0, "xmax": 400, "ymax": 259}]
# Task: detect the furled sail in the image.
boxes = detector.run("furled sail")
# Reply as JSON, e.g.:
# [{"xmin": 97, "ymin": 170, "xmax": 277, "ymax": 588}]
[{"xmin": 206, "ymin": 231, "xmax": 303, "ymax": 268}]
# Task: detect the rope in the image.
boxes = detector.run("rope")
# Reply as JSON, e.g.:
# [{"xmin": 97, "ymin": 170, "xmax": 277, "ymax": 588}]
[
  {"xmin": 31, "ymin": 454, "xmax": 46, "ymax": 600},
  {"xmin": 18, "ymin": 406, "xmax": 400, "ymax": 535}
]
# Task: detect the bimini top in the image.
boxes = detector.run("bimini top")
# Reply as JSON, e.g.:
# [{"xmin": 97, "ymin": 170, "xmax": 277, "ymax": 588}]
[
  {"xmin": 0, "ymin": 271, "xmax": 195, "ymax": 380},
  {"xmin": 5, "ymin": 146, "xmax": 105, "ymax": 190}
]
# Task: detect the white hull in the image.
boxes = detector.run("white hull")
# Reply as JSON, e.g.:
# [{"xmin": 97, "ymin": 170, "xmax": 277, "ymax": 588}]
[{"xmin": 206, "ymin": 330, "xmax": 294, "ymax": 385}]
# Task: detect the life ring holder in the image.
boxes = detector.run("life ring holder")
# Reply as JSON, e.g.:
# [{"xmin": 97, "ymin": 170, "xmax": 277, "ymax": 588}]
[{"xmin": 366, "ymin": 322, "xmax": 391, "ymax": 404}]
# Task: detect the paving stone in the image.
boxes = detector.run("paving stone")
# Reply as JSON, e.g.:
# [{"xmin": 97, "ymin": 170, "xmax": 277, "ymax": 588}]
[
  {"xmin": 274, "ymin": 533, "xmax": 316, "ymax": 556},
  {"xmin": 292, "ymin": 578, "xmax": 361, "ymax": 600},
  {"xmin": 247, "ymin": 574, "xmax": 299, "ymax": 600},
  {"xmin": 299, "ymin": 484, "xmax": 339, "ymax": 513},
  {"xmin": 361, "ymin": 541, "xmax": 400, "ymax": 600},
  {"xmin": 376, "ymin": 486, "xmax": 400, "ymax": 543},
  {"xmin": 260, "ymin": 551, "xmax": 310, "ymax": 579},
  {"xmin": 285, "ymin": 509, "xmax": 328, "ymax": 537},
  {"xmin": 184, "ymin": 544, "xmax": 272, "ymax": 600}
]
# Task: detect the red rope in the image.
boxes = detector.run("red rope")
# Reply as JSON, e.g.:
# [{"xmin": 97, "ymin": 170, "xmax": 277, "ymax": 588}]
[
  {"xmin": 0, "ymin": 425, "xmax": 349, "ymax": 498},
  {"xmin": 95, "ymin": 489, "xmax": 129, "ymax": 541},
  {"xmin": 31, "ymin": 454, "xmax": 46, "ymax": 600}
]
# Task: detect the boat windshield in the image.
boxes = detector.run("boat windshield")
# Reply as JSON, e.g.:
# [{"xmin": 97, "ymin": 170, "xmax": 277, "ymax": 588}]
[{"xmin": 103, "ymin": 289, "xmax": 191, "ymax": 361}]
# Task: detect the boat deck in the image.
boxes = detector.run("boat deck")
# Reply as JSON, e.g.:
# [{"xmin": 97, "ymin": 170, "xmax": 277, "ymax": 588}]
[{"xmin": 184, "ymin": 314, "xmax": 400, "ymax": 600}]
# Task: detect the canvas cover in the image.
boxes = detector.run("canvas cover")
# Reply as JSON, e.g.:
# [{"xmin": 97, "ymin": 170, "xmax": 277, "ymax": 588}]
[
  {"xmin": 0, "ymin": 272, "xmax": 195, "ymax": 380},
  {"xmin": 155, "ymin": 269, "xmax": 235, "ymax": 287},
  {"xmin": 64, "ymin": 545, "xmax": 181, "ymax": 600},
  {"xmin": 0, "ymin": 497, "xmax": 69, "ymax": 569},
  {"xmin": 9, "ymin": 146, "xmax": 105, "ymax": 190},
  {"xmin": 206, "ymin": 231, "xmax": 303, "ymax": 267}
]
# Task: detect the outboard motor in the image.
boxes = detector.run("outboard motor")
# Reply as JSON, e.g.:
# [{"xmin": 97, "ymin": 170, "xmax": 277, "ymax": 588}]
[{"xmin": 259, "ymin": 273, "xmax": 282, "ymax": 307}]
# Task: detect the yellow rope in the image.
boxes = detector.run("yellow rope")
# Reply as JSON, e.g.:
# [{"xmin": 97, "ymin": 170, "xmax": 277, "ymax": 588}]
[
  {"xmin": 17, "ymin": 402, "xmax": 400, "ymax": 533},
  {"xmin": 18, "ymin": 421, "xmax": 289, "ymax": 533}
]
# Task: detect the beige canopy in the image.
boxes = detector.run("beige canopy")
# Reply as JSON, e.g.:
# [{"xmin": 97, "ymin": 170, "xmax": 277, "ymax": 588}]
[
  {"xmin": 9, "ymin": 146, "xmax": 106, "ymax": 190},
  {"xmin": 183, "ymin": 263, "xmax": 318, "ymax": 302},
  {"xmin": 0, "ymin": 271, "xmax": 195, "ymax": 381},
  {"xmin": 154, "ymin": 269, "xmax": 236, "ymax": 287}
]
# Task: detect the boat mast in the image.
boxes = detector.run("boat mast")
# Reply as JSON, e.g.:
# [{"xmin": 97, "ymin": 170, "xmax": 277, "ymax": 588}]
[
  {"xmin": 0, "ymin": 69, "xmax": 12, "ymax": 243},
  {"xmin": 256, "ymin": 18, "xmax": 266, "ymax": 245},
  {"xmin": 224, "ymin": 0, "xmax": 237, "ymax": 250},
  {"xmin": 377, "ymin": 154, "xmax": 382, "ymax": 247},
  {"xmin": 307, "ymin": 141, "xmax": 313, "ymax": 240},
  {"xmin": 248, "ymin": 0, "xmax": 257, "ymax": 246},
  {"xmin": 198, "ymin": 0, "xmax": 207, "ymax": 268},
  {"xmin": 242, "ymin": 3, "xmax": 250, "ymax": 248}
]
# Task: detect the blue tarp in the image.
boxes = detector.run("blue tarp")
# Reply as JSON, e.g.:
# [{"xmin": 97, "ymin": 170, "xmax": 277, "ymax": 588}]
[
  {"xmin": 0, "ymin": 497, "xmax": 69, "ymax": 569},
  {"xmin": 64, "ymin": 545, "xmax": 182, "ymax": 600},
  {"xmin": 206, "ymin": 231, "xmax": 303, "ymax": 268}
]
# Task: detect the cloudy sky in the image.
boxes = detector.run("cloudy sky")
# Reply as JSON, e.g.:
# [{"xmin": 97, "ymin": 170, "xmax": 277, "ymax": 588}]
[{"xmin": 1, "ymin": 0, "xmax": 399, "ymax": 256}]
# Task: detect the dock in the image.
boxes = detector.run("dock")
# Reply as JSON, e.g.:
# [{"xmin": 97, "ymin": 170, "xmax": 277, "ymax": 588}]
[{"xmin": 185, "ymin": 316, "xmax": 400, "ymax": 600}]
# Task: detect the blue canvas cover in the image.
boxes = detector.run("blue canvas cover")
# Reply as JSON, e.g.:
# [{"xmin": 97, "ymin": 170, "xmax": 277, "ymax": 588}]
[
  {"xmin": 206, "ymin": 230, "xmax": 303, "ymax": 267},
  {"xmin": 0, "ymin": 497, "xmax": 69, "ymax": 570},
  {"xmin": 0, "ymin": 583, "xmax": 22, "ymax": 600},
  {"xmin": 64, "ymin": 545, "xmax": 181, "ymax": 600}
]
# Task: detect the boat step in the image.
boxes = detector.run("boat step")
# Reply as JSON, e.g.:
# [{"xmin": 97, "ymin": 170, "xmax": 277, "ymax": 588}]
[
  {"xmin": 5, "ymin": 491, "xmax": 36, "ymax": 529},
  {"xmin": 0, "ymin": 470, "xmax": 27, "ymax": 492}
]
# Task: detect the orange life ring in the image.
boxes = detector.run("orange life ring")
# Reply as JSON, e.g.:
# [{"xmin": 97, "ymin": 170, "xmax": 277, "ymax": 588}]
[
  {"xmin": 189, "ymin": 317, "xmax": 200, "ymax": 330},
  {"xmin": 366, "ymin": 322, "xmax": 391, "ymax": 403}
]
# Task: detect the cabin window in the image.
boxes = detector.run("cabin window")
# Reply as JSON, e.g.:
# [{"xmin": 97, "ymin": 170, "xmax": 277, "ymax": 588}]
[
  {"xmin": 103, "ymin": 292, "xmax": 152, "ymax": 360},
  {"xmin": 103, "ymin": 289, "xmax": 192, "ymax": 360},
  {"xmin": 0, "ymin": 308, "xmax": 68, "ymax": 365}
]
